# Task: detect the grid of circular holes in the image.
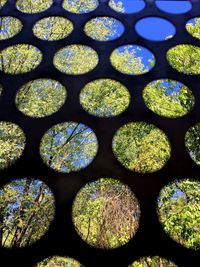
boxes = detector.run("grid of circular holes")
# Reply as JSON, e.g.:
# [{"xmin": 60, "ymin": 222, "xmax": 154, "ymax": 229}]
[
  {"xmin": 0, "ymin": 122, "xmax": 26, "ymax": 170},
  {"xmin": 112, "ymin": 122, "xmax": 171, "ymax": 173},
  {"xmin": 157, "ymin": 178, "xmax": 200, "ymax": 250},
  {"xmin": 0, "ymin": 0, "xmax": 197, "ymax": 266},
  {"xmin": 35, "ymin": 256, "xmax": 84, "ymax": 266},
  {"xmin": 53, "ymin": 44, "xmax": 99, "ymax": 75},
  {"xmin": 129, "ymin": 256, "xmax": 178, "ymax": 267},
  {"xmin": 135, "ymin": 17, "xmax": 176, "ymax": 41},
  {"xmin": 109, "ymin": 0, "xmax": 145, "ymax": 14},
  {"xmin": 84, "ymin": 16, "xmax": 124, "ymax": 41},
  {"xmin": 155, "ymin": 0, "xmax": 192, "ymax": 14},
  {"xmin": 110, "ymin": 45, "xmax": 156, "ymax": 75},
  {"xmin": 39, "ymin": 122, "xmax": 98, "ymax": 173},
  {"xmin": 72, "ymin": 178, "xmax": 140, "ymax": 249},
  {"xmin": 143, "ymin": 79, "xmax": 195, "ymax": 118},
  {"xmin": 186, "ymin": 17, "xmax": 200, "ymax": 40},
  {"xmin": 79, "ymin": 79, "xmax": 130, "ymax": 118},
  {"xmin": 16, "ymin": 0, "xmax": 53, "ymax": 14},
  {"xmin": 15, "ymin": 79, "xmax": 67, "ymax": 118},
  {"xmin": 0, "ymin": 177, "xmax": 55, "ymax": 248},
  {"xmin": 167, "ymin": 44, "xmax": 200, "ymax": 75},
  {"xmin": 33, "ymin": 16, "xmax": 74, "ymax": 41},
  {"xmin": 0, "ymin": 17, "xmax": 23, "ymax": 41},
  {"xmin": 185, "ymin": 122, "xmax": 200, "ymax": 166},
  {"xmin": 0, "ymin": 44, "xmax": 42, "ymax": 75},
  {"xmin": 62, "ymin": 0, "xmax": 99, "ymax": 14}
]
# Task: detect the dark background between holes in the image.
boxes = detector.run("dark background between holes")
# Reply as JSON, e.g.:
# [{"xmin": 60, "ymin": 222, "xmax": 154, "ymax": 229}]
[{"xmin": 0, "ymin": 0, "xmax": 200, "ymax": 266}]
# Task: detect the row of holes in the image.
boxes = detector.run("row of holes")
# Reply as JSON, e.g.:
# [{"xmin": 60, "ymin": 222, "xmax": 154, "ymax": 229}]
[
  {"xmin": 1, "ymin": 43, "xmax": 200, "ymax": 75},
  {"xmin": 1, "ymin": 16, "xmax": 199, "ymax": 42},
  {"xmin": 0, "ymin": 78, "xmax": 195, "ymax": 119},
  {"xmin": 0, "ymin": 0, "xmax": 194, "ymax": 15},
  {"xmin": 1, "ymin": 120, "xmax": 200, "ymax": 172},
  {"xmin": 0, "ymin": 176, "xmax": 199, "ymax": 254}
]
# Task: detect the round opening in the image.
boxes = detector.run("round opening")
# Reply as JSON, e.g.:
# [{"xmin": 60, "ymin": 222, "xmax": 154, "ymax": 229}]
[
  {"xmin": 0, "ymin": 122, "xmax": 26, "ymax": 170},
  {"xmin": 155, "ymin": 1, "xmax": 192, "ymax": 14},
  {"xmin": 129, "ymin": 256, "xmax": 177, "ymax": 267},
  {"xmin": 16, "ymin": 0, "xmax": 53, "ymax": 13},
  {"xmin": 79, "ymin": 79, "xmax": 130, "ymax": 117},
  {"xmin": 112, "ymin": 122, "xmax": 171, "ymax": 173},
  {"xmin": 143, "ymin": 79, "xmax": 195, "ymax": 118},
  {"xmin": 84, "ymin": 17, "xmax": 124, "ymax": 41},
  {"xmin": 186, "ymin": 18, "xmax": 200, "ymax": 40},
  {"xmin": 40, "ymin": 122, "xmax": 98, "ymax": 173},
  {"xmin": 54, "ymin": 45, "xmax": 99, "ymax": 75},
  {"xmin": 33, "ymin": 16, "xmax": 74, "ymax": 41},
  {"xmin": 167, "ymin": 44, "xmax": 200, "ymax": 75},
  {"xmin": 62, "ymin": 0, "xmax": 99, "ymax": 14},
  {"xmin": 157, "ymin": 178, "xmax": 200, "ymax": 250},
  {"xmin": 15, "ymin": 79, "xmax": 67, "ymax": 118},
  {"xmin": 110, "ymin": 45, "xmax": 155, "ymax": 75},
  {"xmin": 0, "ymin": 44, "xmax": 42, "ymax": 75},
  {"xmin": 109, "ymin": 0, "xmax": 145, "ymax": 14},
  {"xmin": 72, "ymin": 178, "xmax": 140, "ymax": 249},
  {"xmin": 0, "ymin": 17, "xmax": 23, "ymax": 41},
  {"xmin": 35, "ymin": 256, "xmax": 84, "ymax": 266},
  {"xmin": 0, "ymin": 177, "xmax": 55, "ymax": 248}
]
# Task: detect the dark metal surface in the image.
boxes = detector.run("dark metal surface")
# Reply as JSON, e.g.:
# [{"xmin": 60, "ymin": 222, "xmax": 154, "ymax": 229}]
[{"xmin": 0, "ymin": 0, "xmax": 199, "ymax": 266}]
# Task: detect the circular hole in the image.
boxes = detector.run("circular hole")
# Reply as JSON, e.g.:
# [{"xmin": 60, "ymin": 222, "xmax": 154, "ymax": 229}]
[
  {"xmin": 79, "ymin": 79, "xmax": 130, "ymax": 118},
  {"xmin": 0, "ymin": 177, "xmax": 55, "ymax": 248},
  {"xmin": 15, "ymin": 79, "xmax": 67, "ymax": 118},
  {"xmin": 135, "ymin": 17, "xmax": 176, "ymax": 41},
  {"xmin": 157, "ymin": 178, "xmax": 200, "ymax": 250},
  {"xmin": 0, "ymin": 0, "xmax": 7, "ymax": 8},
  {"xmin": 35, "ymin": 256, "xmax": 84, "ymax": 266},
  {"xmin": 0, "ymin": 44, "xmax": 42, "ymax": 75},
  {"xmin": 72, "ymin": 178, "xmax": 140, "ymax": 249},
  {"xmin": 143, "ymin": 79, "xmax": 195, "ymax": 118},
  {"xmin": 185, "ymin": 122, "xmax": 200, "ymax": 166},
  {"xmin": 16, "ymin": 0, "xmax": 53, "ymax": 14},
  {"xmin": 62, "ymin": 0, "xmax": 99, "ymax": 14},
  {"xmin": 129, "ymin": 256, "xmax": 177, "ymax": 267},
  {"xmin": 109, "ymin": 0, "xmax": 145, "ymax": 14},
  {"xmin": 84, "ymin": 16, "xmax": 124, "ymax": 42},
  {"xmin": 54, "ymin": 45, "xmax": 99, "ymax": 75},
  {"xmin": 112, "ymin": 122, "xmax": 171, "ymax": 173},
  {"xmin": 33, "ymin": 16, "xmax": 74, "ymax": 41},
  {"xmin": 155, "ymin": 1, "xmax": 192, "ymax": 14},
  {"xmin": 110, "ymin": 45, "xmax": 155, "ymax": 75},
  {"xmin": 0, "ymin": 17, "xmax": 23, "ymax": 41},
  {"xmin": 40, "ymin": 122, "xmax": 98, "ymax": 173},
  {"xmin": 167, "ymin": 44, "xmax": 200, "ymax": 75},
  {"xmin": 0, "ymin": 122, "xmax": 26, "ymax": 170},
  {"xmin": 186, "ymin": 18, "xmax": 200, "ymax": 40}
]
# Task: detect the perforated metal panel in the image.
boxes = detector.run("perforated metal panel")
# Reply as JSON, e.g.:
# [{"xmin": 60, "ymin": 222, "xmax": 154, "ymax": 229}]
[{"xmin": 0, "ymin": 0, "xmax": 200, "ymax": 266}]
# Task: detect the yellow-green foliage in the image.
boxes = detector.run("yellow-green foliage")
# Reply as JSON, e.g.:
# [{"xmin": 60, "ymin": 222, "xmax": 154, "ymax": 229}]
[
  {"xmin": 0, "ymin": 17, "xmax": 22, "ymax": 40},
  {"xmin": 16, "ymin": 0, "xmax": 52, "ymax": 13}
]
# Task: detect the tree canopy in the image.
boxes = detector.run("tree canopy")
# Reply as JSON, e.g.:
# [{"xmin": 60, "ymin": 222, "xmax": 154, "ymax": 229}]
[
  {"xmin": 0, "ymin": 44, "xmax": 42, "ymax": 74},
  {"xmin": 130, "ymin": 256, "xmax": 177, "ymax": 267},
  {"xmin": 157, "ymin": 179, "xmax": 200, "ymax": 250},
  {"xmin": 84, "ymin": 17, "xmax": 124, "ymax": 42},
  {"xmin": 143, "ymin": 79, "xmax": 195, "ymax": 118},
  {"xmin": 0, "ymin": 122, "xmax": 25, "ymax": 170},
  {"xmin": 62, "ymin": 0, "xmax": 99, "ymax": 14},
  {"xmin": 79, "ymin": 79, "xmax": 130, "ymax": 117},
  {"xmin": 53, "ymin": 45, "xmax": 99, "ymax": 75},
  {"xmin": 15, "ymin": 79, "xmax": 67, "ymax": 118},
  {"xmin": 112, "ymin": 122, "xmax": 171, "ymax": 173},
  {"xmin": 72, "ymin": 178, "xmax": 140, "ymax": 249},
  {"xmin": 185, "ymin": 123, "xmax": 200, "ymax": 166},
  {"xmin": 186, "ymin": 17, "xmax": 200, "ymax": 40},
  {"xmin": 167, "ymin": 44, "xmax": 200, "ymax": 75},
  {"xmin": 0, "ymin": 17, "xmax": 22, "ymax": 41},
  {"xmin": 33, "ymin": 16, "xmax": 74, "ymax": 41},
  {"xmin": 0, "ymin": 178, "xmax": 55, "ymax": 248},
  {"xmin": 40, "ymin": 122, "xmax": 98, "ymax": 173},
  {"xmin": 35, "ymin": 256, "xmax": 84, "ymax": 267},
  {"xmin": 110, "ymin": 45, "xmax": 155, "ymax": 75},
  {"xmin": 16, "ymin": 0, "xmax": 53, "ymax": 14}
]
